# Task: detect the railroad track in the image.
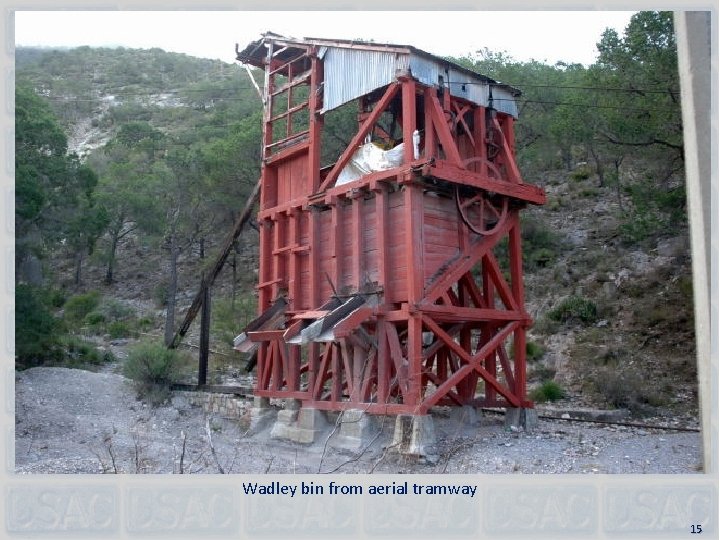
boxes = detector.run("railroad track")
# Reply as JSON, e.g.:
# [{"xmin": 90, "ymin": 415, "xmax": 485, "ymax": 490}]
[{"xmin": 481, "ymin": 407, "xmax": 701, "ymax": 433}]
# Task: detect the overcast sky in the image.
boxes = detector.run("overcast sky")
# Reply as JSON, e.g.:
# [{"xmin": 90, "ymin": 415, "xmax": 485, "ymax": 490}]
[{"xmin": 14, "ymin": 10, "xmax": 636, "ymax": 67}]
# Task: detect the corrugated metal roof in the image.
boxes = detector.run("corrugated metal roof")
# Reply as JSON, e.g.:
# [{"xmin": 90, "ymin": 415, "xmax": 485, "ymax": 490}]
[
  {"xmin": 322, "ymin": 47, "xmax": 409, "ymax": 112},
  {"xmin": 237, "ymin": 33, "xmax": 520, "ymax": 117}
]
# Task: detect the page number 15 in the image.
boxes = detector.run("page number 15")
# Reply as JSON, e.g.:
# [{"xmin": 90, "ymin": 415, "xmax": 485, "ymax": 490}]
[{"xmin": 691, "ymin": 524, "xmax": 703, "ymax": 534}]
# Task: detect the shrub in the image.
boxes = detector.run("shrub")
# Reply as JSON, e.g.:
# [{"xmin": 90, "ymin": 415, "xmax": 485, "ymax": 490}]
[
  {"xmin": 84, "ymin": 311, "xmax": 106, "ymax": 327},
  {"xmin": 153, "ymin": 281, "xmax": 169, "ymax": 308},
  {"xmin": 212, "ymin": 294, "xmax": 256, "ymax": 348},
  {"xmin": 62, "ymin": 335, "xmax": 113, "ymax": 367},
  {"xmin": 135, "ymin": 316, "xmax": 155, "ymax": 333},
  {"xmin": 98, "ymin": 299, "xmax": 134, "ymax": 321},
  {"xmin": 547, "ymin": 295, "xmax": 598, "ymax": 325},
  {"xmin": 526, "ymin": 341, "xmax": 545, "ymax": 361},
  {"xmin": 570, "ymin": 165, "xmax": 591, "ymax": 181},
  {"xmin": 46, "ymin": 288, "xmax": 67, "ymax": 308},
  {"xmin": 590, "ymin": 368, "xmax": 666, "ymax": 414},
  {"xmin": 123, "ymin": 341, "xmax": 182, "ymax": 404},
  {"xmin": 527, "ymin": 247, "xmax": 555, "ymax": 268},
  {"xmin": 530, "ymin": 380, "xmax": 565, "ymax": 403},
  {"xmin": 108, "ymin": 320, "xmax": 131, "ymax": 338},
  {"xmin": 64, "ymin": 291, "xmax": 101, "ymax": 323}
]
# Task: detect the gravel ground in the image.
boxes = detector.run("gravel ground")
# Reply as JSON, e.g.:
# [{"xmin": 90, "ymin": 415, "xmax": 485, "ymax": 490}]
[{"xmin": 14, "ymin": 367, "xmax": 703, "ymax": 475}]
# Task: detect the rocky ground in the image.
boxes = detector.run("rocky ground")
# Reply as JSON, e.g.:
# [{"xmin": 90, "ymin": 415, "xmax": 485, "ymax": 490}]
[{"xmin": 14, "ymin": 365, "xmax": 703, "ymax": 475}]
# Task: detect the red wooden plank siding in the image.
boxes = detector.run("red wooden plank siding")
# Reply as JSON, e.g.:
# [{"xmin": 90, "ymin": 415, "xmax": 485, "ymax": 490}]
[{"xmin": 423, "ymin": 193, "xmax": 460, "ymax": 285}]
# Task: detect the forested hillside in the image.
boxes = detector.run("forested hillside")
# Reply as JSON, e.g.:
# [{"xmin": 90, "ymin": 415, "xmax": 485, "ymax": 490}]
[{"xmin": 14, "ymin": 12, "xmax": 698, "ymax": 419}]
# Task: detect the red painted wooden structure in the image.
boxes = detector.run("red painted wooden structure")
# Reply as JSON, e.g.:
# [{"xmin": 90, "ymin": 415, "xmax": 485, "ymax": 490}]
[{"xmin": 235, "ymin": 35, "xmax": 546, "ymax": 416}]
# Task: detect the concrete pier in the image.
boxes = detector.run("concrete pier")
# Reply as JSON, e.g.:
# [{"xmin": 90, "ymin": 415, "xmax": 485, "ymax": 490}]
[
  {"xmin": 504, "ymin": 408, "xmax": 539, "ymax": 431},
  {"xmin": 391, "ymin": 414, "xmax": 437, "ymax": 459}
]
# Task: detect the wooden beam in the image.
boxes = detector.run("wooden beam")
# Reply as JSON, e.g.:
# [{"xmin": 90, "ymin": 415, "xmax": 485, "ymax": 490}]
[
  {"xmin": 427, "ymin": 90, "xmax": 463, "ymax": 166},
  {"xmin": 198, "ymin": 282, "xmax": 210, "ymax": 386},
  {"xmin": 420, "ymin": 317, "xmax": 522, "ymax": 410},
  {"xmin": 426, "ymin": 161, "xmax": 546, "ymax": 205},
  {"xmin": 423, "ymin": 216, "xmax": 513, "ymax": 305},
  {"xmin": 319, "ymin": 83, "xmax": 400, "ymax": 192},
  {"xmin": 420, "ymin": 304, "xmax": 528, "ymax": 323}
]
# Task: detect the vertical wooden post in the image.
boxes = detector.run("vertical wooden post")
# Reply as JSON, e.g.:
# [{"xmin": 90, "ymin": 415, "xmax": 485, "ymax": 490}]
[
  {"xmin": 482, "ymin": 262, "xmax": 497, "ymax": 403},
  {"xmin": 508, "ymin": 212, "xmax": 527, "ymax": 402},
  {"xmin": 376, "ymin": 319, "xmax": 388, "ymax": 404},
  {"xmin": 423, "ymin": 87, "xmax": 436, "ymax": 160},
  {"xmin": 406, "ymin": 315, "xmax": 423, "ymax": 408},
  {"xmin": 262, "ymin": 40, "xmax": 274, "ymax": 159},
  {"xmin": 351, "ymin": 195, "xmax": 362, "ymax": 291},
  {"xmin": 330, "ymin": 197, "xmax": 342, "ymax": 292},
  {"xmin": 288, "ymin": 209, "xmax": 298, "ymax": 306},
  {"xmin": 404, "ymin": 185, "xmax": 424, "ymax": 304},
  {"xmin": 401, "ymin": 77, "xmax": 417, "ymax": 164},
  {"xmin": 198, "ymin": 278, "xmax": 210, "ymax": 386},
  {"xmin": 308, "ymin": 54, "xmax": 323, "ymax": 192},
  {"xmin": 474, "ymin": 106, "xmax": 487, "ymax": 177},
  {"xmin": 374, "ymin": 185, "xmax": 389, "ymax": 302}
]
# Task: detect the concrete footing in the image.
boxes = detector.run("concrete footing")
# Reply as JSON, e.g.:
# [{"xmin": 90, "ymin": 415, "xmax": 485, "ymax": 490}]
[
  {"xmin": 270, "ymin": 405, "xmax": 329, "ymax": 444},
  {"xmin": 391, "ymin": 414, "xmax": 437, "ymax": 459},
  {"xmin": 329, "ymin": 409, "xmax": 380, "ymax": 451},
  {"xmin": 504, "ymin": 408, "xmax": 539, "ymax": 431}
]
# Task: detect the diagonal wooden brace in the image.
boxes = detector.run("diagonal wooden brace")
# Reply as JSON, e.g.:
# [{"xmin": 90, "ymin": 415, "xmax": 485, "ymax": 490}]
[
  {"xmin": 319, "ymin": 83, "xmax": 401, "ymax": 192},
  {"xmin": 423, "ymin": 215, "xmax": 514, "ymax": 305},
  {"xmin": 420, "ymin": 316, "xmax": 522, "ymax": 411}
]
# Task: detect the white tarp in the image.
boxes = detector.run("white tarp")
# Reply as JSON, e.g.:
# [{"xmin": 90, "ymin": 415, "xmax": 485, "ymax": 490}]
[{"xmin": 336, "ymin": 142, "xmax": 405, "ymax": 186}]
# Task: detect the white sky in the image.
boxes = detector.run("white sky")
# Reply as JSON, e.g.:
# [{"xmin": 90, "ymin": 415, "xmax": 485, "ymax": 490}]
[{"xmin": 14, "ymin": 10, "xmax": 636, "ymax": 66}]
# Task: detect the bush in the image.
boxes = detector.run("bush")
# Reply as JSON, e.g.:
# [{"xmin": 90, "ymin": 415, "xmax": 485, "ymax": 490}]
[
  {"xmin": 46, "ymin": 288, "xmax": 67, "ymax": 308},
  {"xmin": 84, "ymin": 311, "xmax": 106, "ymax": 327},
  {"xmin": 64, "ymin": 291, "xmax": 101, "ymax": 323},
  {"xmin": 531, "ymin": 380, "xmax": 565, "ymax": 403},
  {"xmin": 78, "ymin": 298, "xmax": 137, "ymax": 336},
  {"xmin": 570, "ymin": 165, "xmax": 591, "ymax": 181},
  {"xmin": 108, "ymin": 320, "xmax": 131, "ymax": 338},
  {"xmin": 153, "ymin": 281, "xmax": 169, "ymax": 308},
  {"xmin": 527, "ymin": 247, "xmax": 555, "ymax": 268},
  {"xmin": 98, "ymin": 298, "xmax": 134, "ymax": 321},
  {"xmin": 15, "ymin": 284, "xmax": 63, "ymax": 368},
  {"xmin": 135, "ymin": 316, "xmax": 155, "ymax": 333},
  {"xmin": 212, "ymin": 294, "xmax": 256, "ymax": 348},
  {"xmin": 526, "ymin": 341, "xmax": 545, "ymax": 361},
  {"xmin": 123, "ymin": 341, "xmax": 182, "ymax": 404},
  {"xmin": 62, "ymin": 335, "xmax": 114, "ymax": 367},
  {"xmin": 591, "ymin": 368, "xmax": 666, "ymax": 414},
  {"xmin": 547, "ymin": 296, "xmax": 598, "ymax": 325}
]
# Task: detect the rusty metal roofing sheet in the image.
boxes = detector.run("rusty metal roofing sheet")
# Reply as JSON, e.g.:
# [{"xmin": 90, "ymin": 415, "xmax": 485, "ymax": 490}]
[{"xmin": 238, "ymin": 34, "xmax": 520, "ymax": 117}]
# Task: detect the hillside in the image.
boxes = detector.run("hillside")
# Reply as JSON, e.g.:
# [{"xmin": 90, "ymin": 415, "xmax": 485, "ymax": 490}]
[
  {"xmin": 16, "ymin": 46, "xmax": 261, "ymax": 159},
  {"xmin": 14, "ymin": 26, "xmax": 699, "ymax": 425}
]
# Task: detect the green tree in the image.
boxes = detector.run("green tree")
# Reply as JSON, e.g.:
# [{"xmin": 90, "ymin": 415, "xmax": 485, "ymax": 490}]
[
  {"xmin": 153, "ymin": 148, "xmax": 214, "ymax": 346},
  {"xmin": 594, "ymin": 11, "xmax": 682, "ymax": 176},
  {"xmin": 64, "ymin": 165, "xmax": 109, "ymax": 284},
  {"xmin": 90, "ymin": 123, "xmax": 165, "ymax": 283},
  {"xmin": 593, "ymin": 11, "xmax": 684, "ymax": 241},
  {"xmin": 15, "ymin": 84, "xmax": 102, "ymax": 284}
]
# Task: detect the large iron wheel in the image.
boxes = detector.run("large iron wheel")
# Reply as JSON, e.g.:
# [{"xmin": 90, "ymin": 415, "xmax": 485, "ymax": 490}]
[{"xmin": 455, "ymin": 158, "xmax": 509, "ymax": 236}]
